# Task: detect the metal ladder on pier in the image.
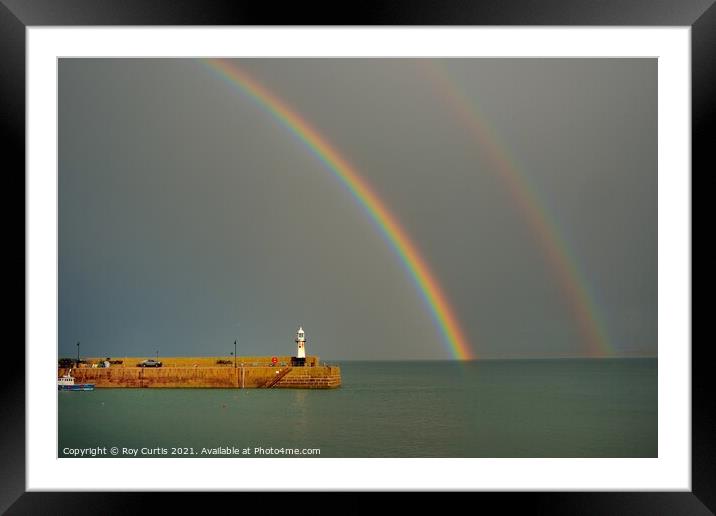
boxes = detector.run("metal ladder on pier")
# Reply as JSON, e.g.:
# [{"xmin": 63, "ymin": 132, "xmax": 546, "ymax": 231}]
[{"xmin": 263, "ymin": 367, "xmax": 292, "ymax": 388}]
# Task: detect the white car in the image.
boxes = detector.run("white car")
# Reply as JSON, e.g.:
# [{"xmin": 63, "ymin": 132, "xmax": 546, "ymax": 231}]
[{"xmin": 137, "ymin": 359, "xmax": 162, "ymax": 368}]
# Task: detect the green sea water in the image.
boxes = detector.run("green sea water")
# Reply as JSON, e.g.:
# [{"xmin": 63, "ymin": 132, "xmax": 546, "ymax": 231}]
[{"xmin": 58, "ymin": 358, "xmax": 657, "ymax": 458}]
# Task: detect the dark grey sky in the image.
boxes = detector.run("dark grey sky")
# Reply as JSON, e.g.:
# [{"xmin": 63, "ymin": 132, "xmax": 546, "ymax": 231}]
[{"xmin": 58, "ymin": 58, "xmax": 656, "ymax": 360}]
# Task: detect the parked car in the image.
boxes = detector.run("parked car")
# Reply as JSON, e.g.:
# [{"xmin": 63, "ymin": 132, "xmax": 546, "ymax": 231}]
[{"xmin": 137, "ymin": 359, "xmax": 162, "ymax": 368}]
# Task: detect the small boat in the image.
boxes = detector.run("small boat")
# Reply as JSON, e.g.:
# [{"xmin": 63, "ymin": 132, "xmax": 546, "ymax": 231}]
[{"xmin": 58, "ymin": 370, "xmax": 95, "ymax": 391}]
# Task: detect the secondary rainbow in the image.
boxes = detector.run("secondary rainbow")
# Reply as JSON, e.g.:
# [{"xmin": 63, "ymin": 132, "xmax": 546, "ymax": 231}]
[
  {"xmin": 421, "ymin": 61, "xmax": 611, "ymax": 357},
  {"xmin": 203, "ymin": 58, "xmax": 474, "ymax": 360}
]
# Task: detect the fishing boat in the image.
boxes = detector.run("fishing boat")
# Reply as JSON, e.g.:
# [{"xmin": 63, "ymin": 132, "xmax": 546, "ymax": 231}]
[{"xmin": 58, "ymin": 370, "xmax": 95, "ymax": 391}]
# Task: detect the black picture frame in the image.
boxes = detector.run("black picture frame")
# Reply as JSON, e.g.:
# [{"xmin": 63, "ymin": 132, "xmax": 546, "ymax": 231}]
[{"xmin": 3, "ymin": 1, "xmax": 709, "ymax": 513}]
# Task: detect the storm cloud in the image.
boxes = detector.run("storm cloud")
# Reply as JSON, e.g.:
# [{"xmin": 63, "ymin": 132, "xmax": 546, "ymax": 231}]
[{"xmin": 58, "ymin": 58, "xmax": 656, "ymax": 360}]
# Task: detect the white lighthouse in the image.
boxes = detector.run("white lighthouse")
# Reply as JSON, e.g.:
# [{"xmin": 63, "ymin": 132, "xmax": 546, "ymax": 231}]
[{"xmin": 295, "ymin": 326, "xmax": 306, "ymax": 359}]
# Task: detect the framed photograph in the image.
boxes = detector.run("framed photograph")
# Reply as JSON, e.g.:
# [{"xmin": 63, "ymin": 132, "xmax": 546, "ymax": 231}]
[{"xmin": 5, "ymin": 0, "xmax": 709, "ymax": 512}]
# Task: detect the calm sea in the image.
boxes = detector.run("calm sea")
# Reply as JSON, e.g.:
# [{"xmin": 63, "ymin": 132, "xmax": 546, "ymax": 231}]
[{"xmin": 58, "ymin": 359, "xmax": 657, "ymax": 458}]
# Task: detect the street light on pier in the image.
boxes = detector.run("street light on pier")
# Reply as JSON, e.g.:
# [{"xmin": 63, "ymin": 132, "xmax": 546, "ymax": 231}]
[
  {"xmin": 234, "ymin": 340, "xmax": 237, "ymax": 369},
  {"xmin": 76, "ymin": 341, "xmax": 80, "ymax": 365}
]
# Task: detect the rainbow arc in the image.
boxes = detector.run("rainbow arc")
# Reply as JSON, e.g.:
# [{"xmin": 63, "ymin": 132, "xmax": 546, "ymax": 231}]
[
  {"xmin": 420, "ymin": 61, "xmax": 611, "ymax": 357},
  {"xmin": 204, "ymin": 58, "xmax": 474, "ymax": 360}
]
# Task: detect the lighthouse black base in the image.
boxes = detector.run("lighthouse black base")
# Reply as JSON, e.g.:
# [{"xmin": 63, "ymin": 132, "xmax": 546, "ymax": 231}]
[{"xmin": 291, "ymin": 357, "xmax": 306, "ymax": 367}]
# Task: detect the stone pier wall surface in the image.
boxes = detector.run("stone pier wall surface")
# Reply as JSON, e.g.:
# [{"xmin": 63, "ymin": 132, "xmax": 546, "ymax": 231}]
[
  {"xmin": 273, "ymin": 366, "xmax": 342, "ymax": 389},
  {"xmin": 58, "ymin": 357, "xmax": 340, "ymax": 389}
]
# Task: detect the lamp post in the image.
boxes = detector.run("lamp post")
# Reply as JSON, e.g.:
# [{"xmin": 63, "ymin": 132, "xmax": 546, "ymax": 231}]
[
  {"xmin": 234, "ymin": 340, "xmax": 237, "ymax": 369},
  {"xmin": 76, "ymin": 341, "xmax": 80, "ymax": 365},
  {"xmin": 156, "ymin": 350, "xmax": 159, "ymax": 362}
]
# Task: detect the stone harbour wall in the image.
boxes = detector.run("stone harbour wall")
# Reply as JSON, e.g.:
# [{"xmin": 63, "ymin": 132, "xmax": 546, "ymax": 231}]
[{"xmin": 58, "ymin": 356, "xmax": 340, "ymax": 389}]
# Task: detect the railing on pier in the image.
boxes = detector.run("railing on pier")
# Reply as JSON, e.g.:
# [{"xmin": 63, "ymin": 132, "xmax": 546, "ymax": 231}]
[{"xmin": 263, "ymin": 366, "xmax": 293, "ymax": 388}]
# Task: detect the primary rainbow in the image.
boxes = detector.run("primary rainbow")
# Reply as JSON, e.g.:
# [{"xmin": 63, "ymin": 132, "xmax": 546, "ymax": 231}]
[
  {"xmin": 203, "ymin": 58, "xmax": 474, "ymax": 360},
  {"xmin": 421, "ymin": 61, "xmax": 611, "ymax": 357}
]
